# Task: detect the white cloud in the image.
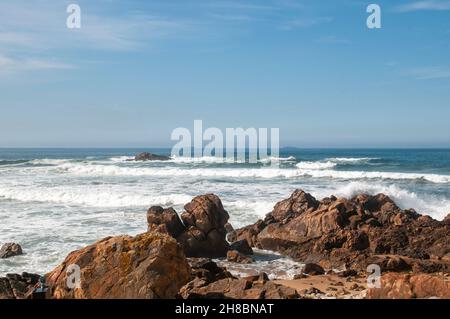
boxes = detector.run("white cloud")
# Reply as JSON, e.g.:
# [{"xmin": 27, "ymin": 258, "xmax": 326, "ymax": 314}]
[
  {"xmin": 0, "ymin": 1, "xmax": 190, "ymax": 74},
  {"xmin": 395, "ymin": 1, "xmax": 450, "ymax": 12},
  {"xmin": 280, "ymin": 17, "xmax": 333, "ymax": 30},
  {"xmin": 315, "ymin": 35, "xmax": 350, "ymax": 44},
  {"xmin": 0, "ymin": 54, "xmax": 74, "ymax": 74},
  {"xmin": 408, "ymin": 66, "xmax": 450, "ymax": 79}
]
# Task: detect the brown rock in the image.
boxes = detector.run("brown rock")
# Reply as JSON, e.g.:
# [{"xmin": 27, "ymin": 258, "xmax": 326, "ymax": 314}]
[
  {"xmin": 0, "ymin": 243, "xmax": 23, "ymax": 259},
  {"xmin": 147, "ymin": 206, "xmax": 185, "ymax": 237},
  {"xmin": 338, "ymin": 269, "xmax": 358, "ymax": 278},
  {"xmin": 230, "ymin": 239, "xmax": 254, "ymax": 255},
  {"xmin": 46, "ymin": 232, "xmax": 190, "ymax": 299},
  {"xmin": 227, "ymin": 250, "xmax": 253, "ymax": 264},
  {"xmin": 268, "ymin": 190, "xmax": 319, "ymax": 223},
  {"xmin": 180, "ymin": 276, "xmax": 299, "ymax": 299},
  {"xmin": 302, "ymin": 263, "xmax": 325, "ymax": 276},
  {"xmin": 232, "ymin": 189, "xmax": 450, "ymax": 273},
  {"xmin": 366, "ymin": 255, "xmax": 412, "ymax": 272},
  {"xmin": 367, "ymin": 273, "xmax": 450, "ymax": 299},
  {"xmin": 147, "ymin": 194, "xmax": 231, "ymax": 258},
  {"xmin": 134, "ymin": 152, "xmax": 170, "ymax": 161},
  {"xmin": 0, "ymin": 273, "xmax": 41, "ymax": 299},
  {"xmin": 188, "ymin": 258, "xmax": 233, "ymax": 283}
]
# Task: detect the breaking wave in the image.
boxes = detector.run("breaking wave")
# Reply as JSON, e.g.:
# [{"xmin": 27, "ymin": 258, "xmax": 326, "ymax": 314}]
[
  {"xmin": 296, "ymin": 161, "xmax": 337, "ymax": 170},
  {"xmin": 331, "ymin": 181, "xmax": 450, "ymax": 220},
  {"xmin": 50, "ymin": 162, "xmax": 450, "ymax": 184},
  {"xmin": 0, "ymin": 185, "xmax": 192, "ymax": 208},
  {"xmin": 325, "ymin": 157, "xmax": 378, "ymax": 164}
]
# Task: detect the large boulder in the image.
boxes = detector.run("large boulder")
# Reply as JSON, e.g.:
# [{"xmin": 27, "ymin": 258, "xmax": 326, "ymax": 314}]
[
  {"xmin": 0, "ymin": 243, "xmax": 23, "ymax": 259},
  {"xmin": 46, "ymin": 232, "xmax": 190, "ymax": 299},
  {"xmin": 147, "ymin": 194, "xmax": 231, "ymax": 258},
  {"xmin": 366, "ymin": 273, "xmax": 450, "ymax": 299},
  {"xmin": 233, "ymin": 189, "xmax": 450, "ymax": 273}
]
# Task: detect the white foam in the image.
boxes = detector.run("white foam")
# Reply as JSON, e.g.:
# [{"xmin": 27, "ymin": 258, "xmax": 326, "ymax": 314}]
[
  {"xmin": 109, "ymin": 156, "xmax": 135, "ymax": 162},
  {"xmin": 171, "ymin": 155, "xmax": 296, "ymax": 164},
  {"xmin": 56, "ymin": 163, "xmax": 302, "ymax": 179},
  {"xmin": 258, "ymin": 156, "xmax": 297, "ymax": 163},
  {"xmin": 29, "ymin": 159, "xmax": 72, "ymax": 165},
  {"xmin": 325, "ymin": 157, "xmax": 377, "ymax": 164},
  {"xmin": 53, "ymin": 162, "xmax": 450, "ymax": 184},
  {"xmin": 170, "ymin": 156, "xmax": 238, "ymax": 163},
  {"xmin": 0, "ymin": 185, "xmax": 192, "ymax": 208},
  {"xmin": 216, "ymin": 249, "xmax": 304, "ymax": 280},
  {"xmin": 108, "ymin": 155, "xmax": 296, "ymax": 164},
  {"xmin": 296, "ymin": 161, "xmax": 337, "ymax": 170},
  {"xmin": 297, "ymin": 169, "xmax": 450, "ymax": 184},
  {"xmin": 332, "ymin": 181, "xmax": 450, "ymax": 220}
]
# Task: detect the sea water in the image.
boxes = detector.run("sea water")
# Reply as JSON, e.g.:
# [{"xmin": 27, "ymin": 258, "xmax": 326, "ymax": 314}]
[{"xmin": 1, "ymin": 148, "xmax": 449, "ymax": 277}]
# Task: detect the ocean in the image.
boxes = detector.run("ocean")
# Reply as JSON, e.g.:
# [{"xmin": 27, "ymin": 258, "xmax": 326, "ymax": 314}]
[{"xmin": 1, "ymin": 148, "xmax": 450, "ymax": 277}]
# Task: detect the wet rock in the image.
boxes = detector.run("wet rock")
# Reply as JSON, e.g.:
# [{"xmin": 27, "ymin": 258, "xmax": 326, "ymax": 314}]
[
  {"xmin": 226, "ymin": 250, "xmax": 253, "ymax": 264},
  {"xmin": 230, "ymin": 239, "xmax": 253, "ymax": 255},
  {"xmin": 134, "ymin": 152, "xmax": 170, "ymax": 161},
  {"xmin": 0, "ymin": 243, "xmax": 23, "ymax": 259},
  {"xmin": 46, "ymin": 232, "xmax": 190, "ymax": 299}
]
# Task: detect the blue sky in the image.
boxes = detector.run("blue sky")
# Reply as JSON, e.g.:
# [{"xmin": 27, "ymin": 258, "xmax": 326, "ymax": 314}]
[{"xmin": 1, "ymin": 0, "xmax": 450, "ymax": 147}]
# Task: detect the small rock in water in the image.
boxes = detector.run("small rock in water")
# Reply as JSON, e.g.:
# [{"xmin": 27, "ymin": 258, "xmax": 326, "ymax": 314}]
[
  {"xmin": 227, "ymin": 250, "xmax": 254, "ymax": 264},
  {"xmin": 134, "ymin": 152, "xmax": 170, "ymax": 161},
  {"xmin": 0, "ymin": 243, "xmax": 23, "ymax": 259},
  {"xmin": 230, "ymin": 239, "xmax": 254, "ymax": 255}
]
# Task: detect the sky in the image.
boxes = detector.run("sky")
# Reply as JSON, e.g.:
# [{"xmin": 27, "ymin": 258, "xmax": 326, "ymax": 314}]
[{"xmin": 0, "ymin": 0, "xmax": 450, "ymax": 148}]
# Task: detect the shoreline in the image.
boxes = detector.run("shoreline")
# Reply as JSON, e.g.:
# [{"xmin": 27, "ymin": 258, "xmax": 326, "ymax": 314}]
[{"xmin": 1, "ymin": 188, "xmax": 449, "ymax": 299}]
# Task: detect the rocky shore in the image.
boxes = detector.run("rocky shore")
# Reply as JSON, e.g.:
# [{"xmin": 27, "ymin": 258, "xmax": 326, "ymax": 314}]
[{"xmin": 1, "ymin": 190, "xmax": 449, "ymax": 299}]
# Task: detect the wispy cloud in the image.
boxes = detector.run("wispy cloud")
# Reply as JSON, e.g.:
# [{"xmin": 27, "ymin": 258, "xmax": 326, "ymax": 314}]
[
  {"xmin": 408, "ymin": 66, "xmax": 450, "ymax": 79},
  {"xmin": 0, "ymin": 54, "xmax": 74, "ymax": 74},
  {"xmin": 206, "ymin": 1, "xmax": 276, "ymax": 11},
  {"xmin": 209, "ymin": 13, "xmax": 255, "ymax": 22},
  {"xmin": 395, "ymin": 1, "xmax": 450, "ymax": 12},
  {"xmin": 280, "ymin": 17, "xmax": 333, "ymax": 31},
  {"xmin": 315, "ymin": 35, "xmax": 350, "ymax": 44},
  {"xmin": 0, "ymin": 1, "xmax": 190, "ymax": 74}
]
